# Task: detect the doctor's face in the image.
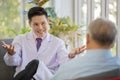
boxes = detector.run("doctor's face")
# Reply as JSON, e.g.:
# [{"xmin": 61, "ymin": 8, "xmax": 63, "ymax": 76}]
[{"xmin": 29, "ymin": 15, "xmax": 49, "ymax": 38}]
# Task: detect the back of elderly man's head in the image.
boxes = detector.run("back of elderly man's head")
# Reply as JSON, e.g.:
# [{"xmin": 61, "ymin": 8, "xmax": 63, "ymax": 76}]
[{"xmin": 87, "ymin": 18, "xmax": 117, "ymax": 46}]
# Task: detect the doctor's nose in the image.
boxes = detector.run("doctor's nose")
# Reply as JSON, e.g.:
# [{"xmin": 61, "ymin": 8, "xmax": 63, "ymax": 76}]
[{"xmin": 38, "ymin": 24, "xmax": 43, "ymax": 29}]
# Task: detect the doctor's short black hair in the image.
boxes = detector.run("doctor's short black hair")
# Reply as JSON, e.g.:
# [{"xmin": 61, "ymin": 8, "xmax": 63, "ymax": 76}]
[{"xmin": 28, "ymin": 7, "xmax": 48, "ymax": 21}]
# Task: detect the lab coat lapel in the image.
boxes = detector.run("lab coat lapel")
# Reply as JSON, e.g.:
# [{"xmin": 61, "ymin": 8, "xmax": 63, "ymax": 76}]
[
  {"xmin": 38, "ymin": 33, "xmax": 51, "ymax": 54},
  {"xmin": 26, "ymin": 31, "xmax": 37, "ymax": 53}
]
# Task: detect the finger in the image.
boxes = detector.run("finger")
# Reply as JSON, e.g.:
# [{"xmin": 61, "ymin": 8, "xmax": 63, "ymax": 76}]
[
  {"xmin": 76, "ymin": 48, "xmax": 81, "ymax": 54},
  {"xmin": 11, "ymin": 45, "xmax": 14, "ymax": 52},
  {"xmin": 2, "ymin": 45, "xmax": 6, "ymax": 48},
  {"xmin": 1, "ymin": 41, "xmax": 6, "ymax": 44},
  {"xmin": 79, "ymin": 45, "xmax": 86, "ymax": 50},
  {"xmin": 79, "ymin": 47, "xmax": 86, "ymax": 53},
  {"xmin": 70, "ymin": 49, "xmax": 76, "ymax": 54},
  {"xmin": 1, "ymin": 41, "xmax": 6, "ymax": 47},
  {"xmin": 13, "ymin": 46, "xmax": 15, "ymax": 52},
  {"xmin": 7, "ymin": 44, "xmax": 14, "ymax": 55},
  {"xmin": 68, "ymin": 53, "xmax": 75, "ymax": 59},
  {"xmin": 75, "ymin": 46, "xmax": 86, "ymax": 54},
  {"xmin": 11, "ymin": 45, "xmax": 14, "ymax": 50},
  {"xmin": 9, "ymin": 44, "xmax": 14, "ymax": 50},
  {"xmin": 7, "ymin": 44, "xmax": 12, "ymax": 52},
  {"xmin": 79, "ymin": 48, "xmax": 85, "ymax": 53},
  {"xmin": 1, "ymin": 41, "xmax": 9, "ymax": 49},
  {"xmin": 2, "ymin": 45, "xmax": 7, "ymax": 49},
  {"xmin": 79, "ymin": 45, "xmax": 86, "ymax": 51}
]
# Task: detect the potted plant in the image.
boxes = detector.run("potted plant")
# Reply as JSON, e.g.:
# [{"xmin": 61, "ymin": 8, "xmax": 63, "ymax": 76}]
[{"xmin": 45, "ymin": 7, "xmax": 83, "ymax": 49}]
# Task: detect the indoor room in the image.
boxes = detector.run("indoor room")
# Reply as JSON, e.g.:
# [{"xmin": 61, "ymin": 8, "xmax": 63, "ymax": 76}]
[{"xmin": 0, "ymin": 0, "xmax": 120, "ymax": 80}]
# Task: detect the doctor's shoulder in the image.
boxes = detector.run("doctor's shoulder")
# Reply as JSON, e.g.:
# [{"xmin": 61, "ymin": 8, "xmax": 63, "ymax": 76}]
[
  {"xmin": 50, "ymin": 34, "xmax": 65, "ymax": 44},
  {"xmin": 13, "ymin": 32, "xmax": 29, "ymax": 43}
]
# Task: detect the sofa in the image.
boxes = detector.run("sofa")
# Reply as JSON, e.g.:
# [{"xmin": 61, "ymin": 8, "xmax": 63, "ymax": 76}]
[
  {"xmin": 0, "ymin": 39, "xmax": 15, "ymax": 80},
  {"xmin": 74, "ymin": 68, "xmax": 120, "ymax": 80}
]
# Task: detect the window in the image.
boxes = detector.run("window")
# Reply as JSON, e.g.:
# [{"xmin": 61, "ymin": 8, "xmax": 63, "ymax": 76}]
[
  {"xmin": 94, "ymin": 0, "xmax": 101, "ymax": 19},
  {"xmin": 74, "ymin": 0, "xmax": 119, "ymax": 56},
  {"xmin": 0, "ymin": 0, "xmax": 21, "ymax": 38},
  {"xmin": 109, "ymin": 0, "xmax": 117, "ymax": 24}
]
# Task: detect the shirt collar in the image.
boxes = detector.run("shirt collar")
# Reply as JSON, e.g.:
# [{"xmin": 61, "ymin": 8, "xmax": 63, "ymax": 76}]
[
  {"xmin": 32, "ymin": 31, "xmax": 47, "ymax": 40},
  {"xmin": 85, "ymin": 49, "xmax": 113, "ymax": 58}
]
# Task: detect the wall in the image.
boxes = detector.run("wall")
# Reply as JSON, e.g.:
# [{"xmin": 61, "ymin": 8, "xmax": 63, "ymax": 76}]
[{"xmin": 54, "ymin": 0, "xmax": 74, "ymax": 21}]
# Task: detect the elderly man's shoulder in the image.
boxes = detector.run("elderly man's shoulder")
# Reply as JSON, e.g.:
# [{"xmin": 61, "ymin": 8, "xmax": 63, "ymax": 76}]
[{"xmin": 115, "ymin": 56, "xmax": 120, "ymax": 65}]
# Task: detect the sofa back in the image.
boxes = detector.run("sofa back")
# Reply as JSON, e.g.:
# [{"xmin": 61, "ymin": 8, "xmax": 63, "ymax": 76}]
[
  {"xmin": 75, "ymin": 68, "xmax": 120, "ymax": 80},
  {"xmin": 0, "ymin": 39, "xmax": 15, "ymax": 80}
]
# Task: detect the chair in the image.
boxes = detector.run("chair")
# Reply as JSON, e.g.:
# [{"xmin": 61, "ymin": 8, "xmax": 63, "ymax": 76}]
[{"xmin": 75, "ymin": 68, "xmax": 120, "ymax": 80}]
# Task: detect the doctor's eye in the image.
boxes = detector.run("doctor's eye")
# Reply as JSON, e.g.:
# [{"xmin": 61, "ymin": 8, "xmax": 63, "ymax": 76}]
[{"xmin": 34, "ymin": 23, "xmax": 39, "ymax": 26}]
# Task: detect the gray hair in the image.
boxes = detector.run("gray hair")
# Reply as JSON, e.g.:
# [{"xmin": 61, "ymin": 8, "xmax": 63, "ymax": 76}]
[{"xmin": 87, "ymin": 18, "xmax": 117, "ymax": 46}]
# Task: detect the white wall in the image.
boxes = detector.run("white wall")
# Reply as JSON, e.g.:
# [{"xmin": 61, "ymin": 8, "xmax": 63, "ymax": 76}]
[{"xmin": 54, "ymin": 0, "xmax": 74, "ymax": 20}]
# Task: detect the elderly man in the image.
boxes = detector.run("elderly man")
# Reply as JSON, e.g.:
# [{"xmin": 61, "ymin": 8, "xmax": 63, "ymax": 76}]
[{"xmin": 51, "ymin": 18, "xmax": 120, "ymax": 80}]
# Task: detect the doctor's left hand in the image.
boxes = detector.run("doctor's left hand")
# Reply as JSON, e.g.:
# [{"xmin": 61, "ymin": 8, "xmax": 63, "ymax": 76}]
[{"xmin": 68, "ymin": 45, "xmax": 86, "ymax": 59}]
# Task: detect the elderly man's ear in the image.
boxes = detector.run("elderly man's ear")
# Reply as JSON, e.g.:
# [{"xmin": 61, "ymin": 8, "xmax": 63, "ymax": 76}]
[{"xmin": 86, "ymin": 33, "xmax": 90, "ymax": 45}]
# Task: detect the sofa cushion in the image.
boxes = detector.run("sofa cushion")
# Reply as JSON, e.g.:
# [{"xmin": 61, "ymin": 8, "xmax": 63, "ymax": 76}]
[
  {"xmin": 75, "ymin": 68, "xmax": 120, "ymax": 80},
  {"xmin": 0, "ymin": 39, "xmax": 15, "ymax": 80}
]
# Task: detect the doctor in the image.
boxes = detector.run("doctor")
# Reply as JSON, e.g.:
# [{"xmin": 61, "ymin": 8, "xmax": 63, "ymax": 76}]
[{"xmin": 2, "ymin": 7, "xmax": 85, "ymax": 80}]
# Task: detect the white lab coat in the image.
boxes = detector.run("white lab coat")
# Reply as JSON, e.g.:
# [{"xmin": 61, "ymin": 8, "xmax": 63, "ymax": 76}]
[{"xmin": 4, "ymin": 31, "xmax": 69, "ymax": 80}]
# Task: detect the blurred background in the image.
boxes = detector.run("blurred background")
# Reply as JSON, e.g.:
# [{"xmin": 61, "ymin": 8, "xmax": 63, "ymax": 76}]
[{"xmin": 0, "ymin": 0, "xmax": 119, "ymax": 56}]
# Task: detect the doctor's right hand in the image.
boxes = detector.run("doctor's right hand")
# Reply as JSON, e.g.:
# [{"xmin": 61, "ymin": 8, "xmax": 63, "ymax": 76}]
[{"xmin": 1, "ymin": 41, "xmax": 15, "ymax": 56}]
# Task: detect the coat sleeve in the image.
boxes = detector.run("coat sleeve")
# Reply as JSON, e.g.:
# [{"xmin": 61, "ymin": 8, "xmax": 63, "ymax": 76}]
[
  {"xmin": 4, "ymin": 35, "xmax": 22, "ymax": 66},
  {"xmin": 56, "ymin": 40, "xmax": 69, "ymax": 65}
]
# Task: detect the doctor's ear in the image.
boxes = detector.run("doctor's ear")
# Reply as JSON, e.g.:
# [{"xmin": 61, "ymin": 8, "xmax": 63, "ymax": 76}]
[
  {"xmin": 29, "ymin": 21, "xmax": 32, "ymax": 27},
  {"xmin": 47, "ymin": 17, "xmax": 50, "ymax": 23}
]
